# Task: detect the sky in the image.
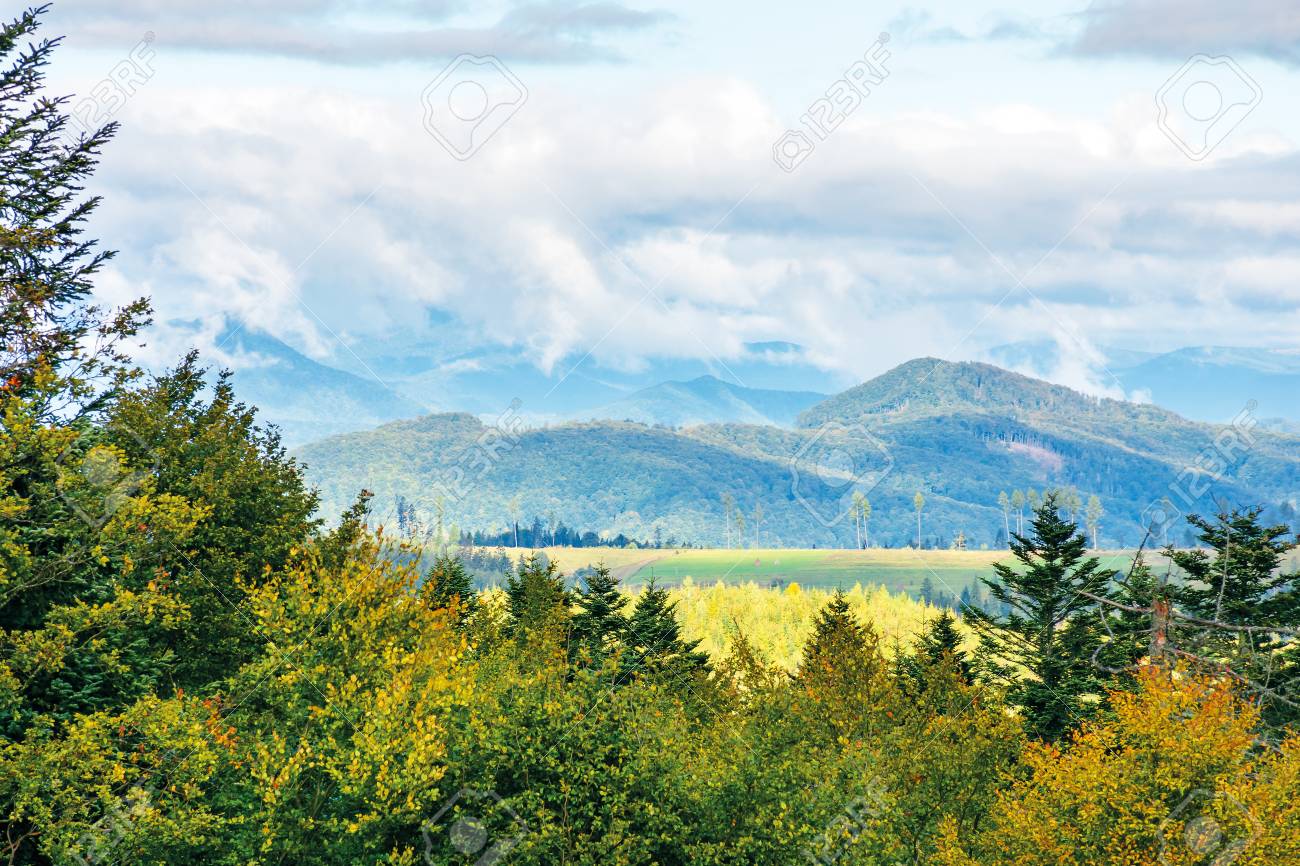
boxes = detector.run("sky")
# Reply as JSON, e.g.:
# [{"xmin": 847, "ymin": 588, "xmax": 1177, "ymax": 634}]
[{"xmin": 40, "ymin": 0, "xmax": 1300, "ymax": 400}]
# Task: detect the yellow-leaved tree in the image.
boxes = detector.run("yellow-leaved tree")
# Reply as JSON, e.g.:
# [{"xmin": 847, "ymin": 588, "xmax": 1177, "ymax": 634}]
[{"xmin": 934, "ymin": 666, "xmax": 1300, "ymax": 866}]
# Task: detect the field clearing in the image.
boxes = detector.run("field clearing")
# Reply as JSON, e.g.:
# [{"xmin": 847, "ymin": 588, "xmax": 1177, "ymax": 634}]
[
  {"xmin": 519, "ymin": 546, "xmax": 1154, "ymax": 596},
  {"xmin": 490, "ymin": 544, "xmax": 1300, "ymax": 598}
]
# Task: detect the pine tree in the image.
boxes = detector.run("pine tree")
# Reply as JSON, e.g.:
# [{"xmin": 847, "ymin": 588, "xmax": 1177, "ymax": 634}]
[
  {"xmin": 1094, "ymin": 554, "xmax": 1164, "ymax": 685},
  {"xmin": 623, "ymin": 579, "xmax": 709, "ymax": 682},
  {"xmin": 505, "ymin": 553, "xmax": 569, "ymax": 638},
  {"xmin": 915, "ymin": 609, "xmax": 971, "ymax": 682},
  {"xmin": 797, "ymin": 590, "xmax": 894, "ymax": 734},
  {"xmin": 799, "ymin": 590, "xmax": 866, "ymax": 681},
  {"xmin": 898, "ymin": 609, "xmax": 974, "ymax": 702},
  {"xmin": 966, "ymin": 493, "xmax": 1113, "ymax": 740},
  {"xmin": 421, "ymin": 552, "xmax": 477, "ymax": 627},
  {"xmin": 0, "ymin": 5, "xmax": 149, "ymax": 415},
  {"xmin": 571, "ymin": 563, "xmax": 628, "ymax": 666},
  {"xmin": 1167, "ymin": 508, "xmax": 1300, "ymax": 728}
]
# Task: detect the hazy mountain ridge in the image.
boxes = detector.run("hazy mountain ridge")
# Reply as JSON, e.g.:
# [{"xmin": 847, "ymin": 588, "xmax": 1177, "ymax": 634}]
[
  {"xmin": 576, "ymin": 375, "xmax": 826, "ymax": 428},
  {"xmin": 295, "ymin": 359, "xmax": 1300, "ymax": 550}
]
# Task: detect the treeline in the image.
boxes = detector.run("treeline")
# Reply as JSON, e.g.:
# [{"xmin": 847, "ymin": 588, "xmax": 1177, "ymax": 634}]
[{"xmin": 456, "ymin": 520, "xmax": 681, "ymax": 551}]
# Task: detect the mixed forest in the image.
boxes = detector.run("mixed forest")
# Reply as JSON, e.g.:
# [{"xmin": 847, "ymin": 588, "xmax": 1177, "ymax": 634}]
[{"xmin": 3, "ymin": 8, "xmax": 1300, "ymax": 865}]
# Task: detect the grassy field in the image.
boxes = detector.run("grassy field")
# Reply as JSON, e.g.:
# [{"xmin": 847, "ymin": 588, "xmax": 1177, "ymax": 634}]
[
  {"xmin": 519, "ymin": 546, "xmax": 1141, "ymax": 597},
  {"xmin": 491, "ymin": 545, "xmax": 1300, "ymax": 599}
]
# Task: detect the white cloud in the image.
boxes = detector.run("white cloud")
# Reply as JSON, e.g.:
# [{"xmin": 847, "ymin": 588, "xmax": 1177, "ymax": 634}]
[{"xmin": 78, "ymin": 52, "xmax": 1300, "ymax": 401}]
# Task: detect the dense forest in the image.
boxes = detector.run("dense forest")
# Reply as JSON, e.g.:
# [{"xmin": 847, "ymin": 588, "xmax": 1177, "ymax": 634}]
[
  {"xmin": 4, "ymin": 8, "xmax": 1300, "ymax": 864},
  {"xmin": 296, "ymin": 374, "xmax": 1300, "ymax": 552}
]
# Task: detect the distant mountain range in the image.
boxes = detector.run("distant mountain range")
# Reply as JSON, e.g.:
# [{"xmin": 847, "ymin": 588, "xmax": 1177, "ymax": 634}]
[
  {"xmin": 294, "ymin": 358, "xmax": 1300, "ymax": 550},
  {"xmin": 183, "ymin": 321, "xmax": 844, "ymax": 446},
  {"xmin": 573, "ymin": 376, "xmax": 826, "ymax": 428},
  {"xmin": 213, "ymin": 325, "xmax": 425, "ymax": 446},
  {"xmin": 181, "ymin": 318, "xmax": 1300, "ymax": 451}
]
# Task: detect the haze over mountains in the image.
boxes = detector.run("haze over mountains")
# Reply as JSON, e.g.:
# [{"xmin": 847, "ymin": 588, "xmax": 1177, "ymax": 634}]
[
  {"xmin": 988, "ymin": 340, "xmax": 1300, "ymax": 427},
  {"xmin": 200, "ymin": 319, "xmax": 1300, "ymax": 449},
  {"xmin": 178, "ymin": 319, "xmax": 1300, "ymax": 550},
  {"xmin": 293, "ymin": 357, "xmax": 1300, "ymax": 551}
]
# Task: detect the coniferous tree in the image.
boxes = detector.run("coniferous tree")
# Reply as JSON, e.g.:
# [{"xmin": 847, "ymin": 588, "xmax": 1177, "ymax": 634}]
[
  {"xmin": 966, "ymin": 493, "xmax": 1113, "ymax": 740},
  {"xmin": 0, "ymin": 6, "xmax": 149, "ymax": 415},
  {"xmin": 421, "ymin": 551, "xmax": 477, "ymax": 627},
  {"xmin": 623, "ymin": 579, "xmax": 709, "ymax": 682},
  {"xmin": 1094, "ymin": 554, "xmax": 1165, "ymax": 685},
  {"xmin": 505, "ymin": 553, "xmax": 569, "ymax": 638},
  {"xmin": 799, "ymin": 590, "xmax": 866, "ymax": 681},
  {"xmin": 571, "ymin": 563, "xmax": 628, "ymax": 666},
  {"xmin": 915, "ymin": 609, "xmax": 971, "ymax": 683},
  {"xmin": 797, "ymin": 590, "xmax": 894, "ymax": 735},
  {"xmin": 1167, "ymin": 508, "xmax": 1300, "ymax": 728}
]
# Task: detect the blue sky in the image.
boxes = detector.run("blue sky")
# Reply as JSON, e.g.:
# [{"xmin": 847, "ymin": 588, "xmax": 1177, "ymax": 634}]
[{"xmin": 41, "ymin": 0, "xmax": 1300, "ymax": 399}]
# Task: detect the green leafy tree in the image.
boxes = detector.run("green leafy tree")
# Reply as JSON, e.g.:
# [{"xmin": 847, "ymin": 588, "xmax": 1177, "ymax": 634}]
[
  {"xmin": 1084, "ymin": 494, "xmax": 1103, "ymax": 550},
  {"xmin": 914, "ymin": 490, "xmax": 925, "ymax": 548},
  {"xmin": 860, "ymin": 495, "xmax": 872, "ymax": 548},
  {"xmin": 997, "ymin": 491, "xmax": 1010, "ymax": 541},
  {"xmin": 966, "ymin": 493, "xmax": 1113, "ymax": 740},
  {"xmin": 1010, "ymin": 489, "xmax": 1025, "ymax": 535}
]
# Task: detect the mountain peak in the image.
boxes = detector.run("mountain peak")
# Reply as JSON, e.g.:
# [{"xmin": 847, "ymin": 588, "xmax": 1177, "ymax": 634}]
[{"xmin": 798, "ymin": 357, "xmax": 1172, "ymax": 429}]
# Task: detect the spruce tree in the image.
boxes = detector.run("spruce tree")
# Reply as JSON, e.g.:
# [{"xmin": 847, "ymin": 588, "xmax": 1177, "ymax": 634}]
[
  {"xmin": 571, "ymin": 564, "xmax": 628, "ymax": 666},
  {"xmin": 797, "ymin": 590, "xmax": 893, "ymax": 733},
  {"xmin": 623, "ymin": 579, "xmax": 709, "ymax": 682},
  {"xmin": 505, "ymin": 553, "xmax": 569, "ymax": 638},
  {"xmin": 0, "ymin": 6, "xmax": 149, "ymax": 415},
  {"xmin": 421, "ymin": 552, "xmax": 477, "ymax": 627},
  {"xmin": 799, "ymin": 590, "xmax": 865, "ymax": 680},
  {"xmin": 1167, "ymin": 508, "xmax": 1300, "ymax": 728},
  {"xmin": 915, "ymin": 609, "xmax": 971, "ymax": 683},
  {"xmin": 966, "ymin": 493, "xmax": 1112, "ymax": 740}
]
